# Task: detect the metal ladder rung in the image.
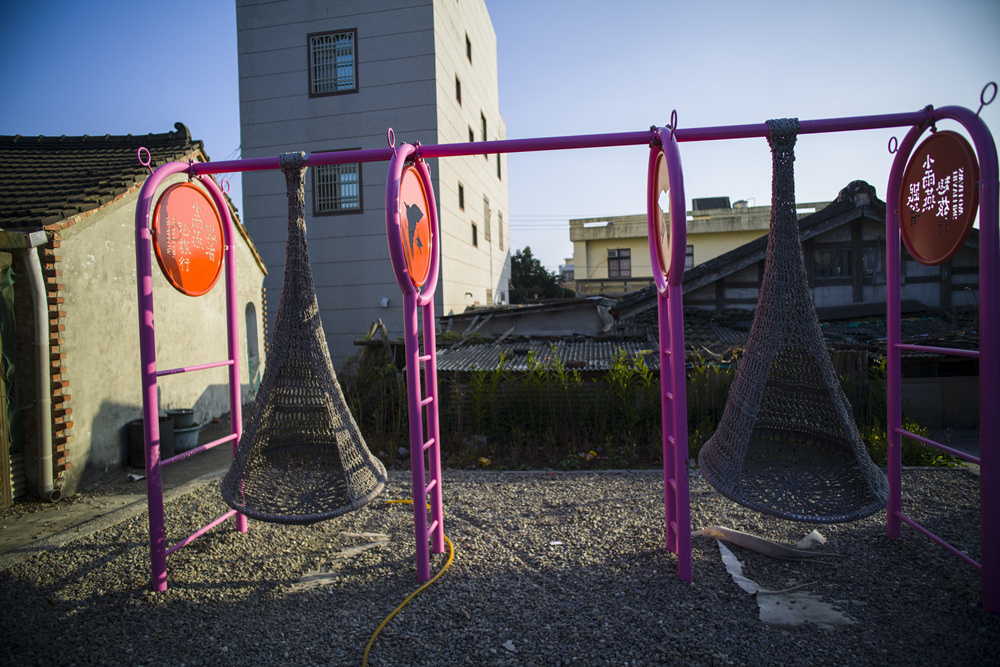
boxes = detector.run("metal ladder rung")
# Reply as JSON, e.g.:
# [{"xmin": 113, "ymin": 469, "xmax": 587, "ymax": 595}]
[
  {"xmin": 420, "ymin": 395, "xmax": 434, "ymax": 407},
  {"xmin": 427, "ymin": 519, "xmax": 440, "ymax": 535},
  {"xmin": 422, "ymin": 437, "xmax": 436, "ymax": 452},
  {"xmin": 418, "ymin": 354, "xmax": 433, "ymax": 363},
  {"xmin": 425, "ymin": 478, "xmax": 438, "ymax": 496}
]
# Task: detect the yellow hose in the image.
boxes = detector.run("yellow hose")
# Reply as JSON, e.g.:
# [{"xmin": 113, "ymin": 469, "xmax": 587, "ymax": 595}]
[{"xmin": 361, "ymin": 500, "xmax": 455, "ymax": 666}]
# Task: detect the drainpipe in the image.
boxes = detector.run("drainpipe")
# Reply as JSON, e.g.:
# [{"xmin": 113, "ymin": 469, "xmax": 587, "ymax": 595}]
[{"xmin": 22, "ymin": 232, "xmax": 60, "ymax": 502}]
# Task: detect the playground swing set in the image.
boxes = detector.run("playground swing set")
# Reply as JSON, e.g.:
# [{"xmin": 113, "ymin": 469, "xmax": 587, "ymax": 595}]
[{"xmin": 133, "ymin": 88, "xmax": 998, "ymax": 613}]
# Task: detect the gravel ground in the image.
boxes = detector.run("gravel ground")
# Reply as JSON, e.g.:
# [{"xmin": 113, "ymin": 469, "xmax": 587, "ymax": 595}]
[{"xmin": 0, "ymin": 466, "xmax": 996, "ymax": 666}]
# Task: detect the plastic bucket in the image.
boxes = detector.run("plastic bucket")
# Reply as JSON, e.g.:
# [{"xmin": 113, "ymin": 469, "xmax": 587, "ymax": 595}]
[{"xmin": 128, "ymin": 417, "xmax": 175, "ymax": 468}]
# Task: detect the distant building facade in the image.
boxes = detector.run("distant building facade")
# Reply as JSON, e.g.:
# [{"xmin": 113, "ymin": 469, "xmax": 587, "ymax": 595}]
[
  {"xmin": 569, "ymin": 197, "xmax": 828, "ymax": 298},
  {"xmin": 237, "ymin": 0, "xmax": 509, "ymax": 364}
]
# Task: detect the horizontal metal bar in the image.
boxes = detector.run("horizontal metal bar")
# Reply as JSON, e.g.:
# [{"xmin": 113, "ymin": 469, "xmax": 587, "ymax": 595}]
[
  {"xmin": 418, "ymin": 354, "xmax": 433, "ymax": 363},
  {"xmin": 425, "ymin": 478, "xmax": 438, "ymax": 496},
  {"xmin": 156, "ymin": 359, "xmax": 234, "ymax": 377},
  {"xmin": 183, "ymin": 110, "xmax": 934, "ymax": 177},
  {"xmin": 427, "ymin": 519, "xmax": 440, "ymax": 535},
  {"xmin": 897, "ymin": 511, "xmax": 981, "ymax": 570},
  {"xmin": 420, "ymin": 396, "xmax": 434, "ymax": 407},
  {"xmin": 190, "ymin": 146, "xmax": 395, "ymax": 175},
  {"xmin": 668, "ymin": 477, "xmax": 678, "ymax": 492},
  {"xmin": 422, "ymin": 437, "xmax": 436, "ymax": 453},
  {"xmin": 160, "ymin": 433, "xmax": 238, "ymax": 466},
  {"xmin": 896, "ymin": 428, "xmax": 980, "ymax": 465},
  {"xmin": 166, "ymin": 509, "xmax": 240, "ymax": 556},
  {"xmin": 416, "ymin": 130, "xmax": 653, "ymax": 158},
  {"xmin": 896, "ymin": 343, "xmax": 980, "ymax": 359}
]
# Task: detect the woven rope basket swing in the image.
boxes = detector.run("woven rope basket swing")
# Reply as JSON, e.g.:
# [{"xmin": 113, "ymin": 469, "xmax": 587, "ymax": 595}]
[
  {"xmin": 697, "ymin": 119, "xmax": 889, "ymax": 524},
  {"xmin": 221, "ymin": 152, "xmax": 387, "ymax": 525}
]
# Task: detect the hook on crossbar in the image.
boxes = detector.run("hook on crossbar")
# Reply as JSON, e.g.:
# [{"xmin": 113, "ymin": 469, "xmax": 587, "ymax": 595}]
[
  {"xmin": 978, "ymin": 81, "xmax": 997, "ymax": 117},
  {"xmin": 887, "ymin": 136, "xmax": 898, "ymax": 155},
  {"xmin": 387, "ymin": 128, "xmax": 397, "ymax": 157},
  {"xmin": 669, "ymin": 109, "xmax": 678, "ymax": 140},
  {"xmin": 137, "ymin": 147, "xmax": 153, "ymax": 176}
]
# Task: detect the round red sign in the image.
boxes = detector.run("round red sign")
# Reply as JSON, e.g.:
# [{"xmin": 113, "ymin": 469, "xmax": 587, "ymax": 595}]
[
  {"xmin": 653, "ymin": 150, "xmax": 671, "ymax": 278},
  {"xmin": 151, "ymin": 182, "xmax": 225, "ymax": 296},
  {"xmin": 398, "ymin": 165, "xmax": 433, "ymax": 288},
  {"xmin": 898, "ymin": 131, "xmax": 979, "ymax": 266}
]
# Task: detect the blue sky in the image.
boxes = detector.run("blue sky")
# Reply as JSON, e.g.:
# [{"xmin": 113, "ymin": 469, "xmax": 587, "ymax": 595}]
[{"xmin": 2, "ymin": 0, "xmax": 997, "ymax": 272}]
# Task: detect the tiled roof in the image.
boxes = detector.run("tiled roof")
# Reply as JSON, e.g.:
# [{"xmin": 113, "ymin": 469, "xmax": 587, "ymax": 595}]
[
  {"xmin": 435, "ymin": 338, "xmax": 659, "ymax": 373},
  {"xmin": 0, "ymin": 122, "xmax": 204, "ymax": 228}
]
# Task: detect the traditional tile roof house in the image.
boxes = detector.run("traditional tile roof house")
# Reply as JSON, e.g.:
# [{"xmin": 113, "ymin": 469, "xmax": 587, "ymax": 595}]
[
  {"xmin": 0, "ymin": 123, "xmax": 267, "ymax": 504},
  {"xmin": 420, "ymin": 181, "xmax": 979, "ymax": 431}
]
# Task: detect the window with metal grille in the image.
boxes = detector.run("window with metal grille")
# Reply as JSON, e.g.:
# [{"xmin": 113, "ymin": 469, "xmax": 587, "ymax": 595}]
[
  {"xmin": 497, "ymin": 211, "xmax": 503, "ymax": 250},
  {"xmin": 309, "ymin": 30, "xmax": 357, "ymax": 96},
  {"xmin": 608, "ymin": 248, "xmax": 631, "ymax": 278},
  {"xmin": 483, "ymin": 196, "xmax": 491, "ymax": 242},
  {"xmin": 458, "ymin": 182, "xmax": 465, "ymax": 210},
  {"xmin": 686, "ymin": 245, "xmax": 695, "ymax": 270},
  {"xmin": 486, "ymin": 288, "xmax": 493, "ymax": 306},
  {"xmin": 313, "ymin": 162, "xmax": 362, "ymax": 214}
]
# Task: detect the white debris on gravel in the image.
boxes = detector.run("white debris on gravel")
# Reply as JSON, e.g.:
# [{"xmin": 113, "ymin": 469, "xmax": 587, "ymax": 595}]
[{"xmin": 0, "ymin": 468, "xmax": 996, "ymax": 666}]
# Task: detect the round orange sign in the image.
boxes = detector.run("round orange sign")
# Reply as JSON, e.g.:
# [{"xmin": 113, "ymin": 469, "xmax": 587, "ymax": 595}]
[
  {"xmin": 899, "ymin": 131, "xmax": 980, "ymax": 266},
  {"xmin": 151, "ymin": 182, "xmax": 225, "ymax": 296},
  {"xmin": 653, "ymin": 150, "xmax": 671, "ymax": 278},
  {"xmin": 398, "ymin": 165, "xmax": 433, "ymax": 288}
]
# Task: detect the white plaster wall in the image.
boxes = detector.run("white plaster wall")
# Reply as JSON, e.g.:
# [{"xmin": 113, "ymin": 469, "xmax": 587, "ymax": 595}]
[{"xmin": 57, "ymin": 176, "xmax": 266, "ymax": 492}]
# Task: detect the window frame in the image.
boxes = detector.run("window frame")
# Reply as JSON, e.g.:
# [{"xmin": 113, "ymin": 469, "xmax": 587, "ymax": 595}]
[
  {"xmin": 472, "ymin": 222, "xmax": 478, "ymax": 247},
  {"xmin": 607, "ymin": 248, "xmax": 632, "ymax": 279},
  {"xmin": 312, "ymin": 152, "xmax": 363, "ymax": 216},
  {"xmin": 458, "ymin": 182, "xmax": 465, "ymax": 210},
  {"xmin": 466, "ymin": 33, "xmax": 472, "ymax": 63},
  {"xmin": 307, "ymin": 29, "xmax": 359, "ymax": 97},
  {"xmin": 812, "ymin": 243, "xmax": 853, "ymax": 285},
  {"xmin": 455, "ymin": 74, "xmax": 462, "ymax": 105}
]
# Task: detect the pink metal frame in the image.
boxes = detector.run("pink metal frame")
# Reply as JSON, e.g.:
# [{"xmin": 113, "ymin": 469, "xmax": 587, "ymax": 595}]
[
  {"xmin": 885, "ymin": 106, "xmax": 998, "ymax": 613},
  {"xmin": 647, "ymin": 127, "xmax": 691, "ymax": 581},
  {"xmin": 384, "ymin": 143, "xmax": 446, "ymax": 581},
  {"xmin": 134, "ymin": 163, "xmax": 247, "ymax": 592},
  {"xmin": 133, "ymin": 104, "xmax": 996, "ymax": 613}
]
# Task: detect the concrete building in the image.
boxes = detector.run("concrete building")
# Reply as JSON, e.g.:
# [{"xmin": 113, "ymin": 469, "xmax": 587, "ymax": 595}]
[
  {"xmin": 237, "ymin": 0, "xmax": 509, "ymax": 365},
  {"xmin": 0, "ymin": 124, "xmax": 267, "ymax": 502},
  {"xmin": 569, "ymin": 196, "xmax": 828, "ymax": 297}
]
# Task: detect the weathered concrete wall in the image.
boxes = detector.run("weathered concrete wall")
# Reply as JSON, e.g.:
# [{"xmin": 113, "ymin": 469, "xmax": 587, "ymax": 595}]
[{"xmin": 55, "ymin": 175, "xmax": 266, "ymax": 494}]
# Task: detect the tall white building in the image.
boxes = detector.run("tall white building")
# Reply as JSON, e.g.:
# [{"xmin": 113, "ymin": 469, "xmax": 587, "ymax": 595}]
[{"xmin": 236, "ymin": 0, "xmax": 509, "ymax": 364}]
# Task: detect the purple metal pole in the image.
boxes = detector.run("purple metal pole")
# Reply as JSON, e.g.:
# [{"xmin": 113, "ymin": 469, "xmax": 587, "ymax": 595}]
[
  {"xmin": 403, "ymin": 292, "xmax": 430, "ymax": 579},
  {"xmin": 885, "ymin": 124, "xmax": 925, "ymax": 540},
  {"xmin": 134, "ymin": 161, "xmax": 189, "ymax": 591},
  {"xmin": 647, "ymin": 128, "xmax": 691, "ymax": 582},
  {"xmin": 199, "ymin": 175, "xmax": 248, "ymax": 535},
  {"xmin": 933, "ymin": 106, "xmax": 1000, "ymax": 614}
]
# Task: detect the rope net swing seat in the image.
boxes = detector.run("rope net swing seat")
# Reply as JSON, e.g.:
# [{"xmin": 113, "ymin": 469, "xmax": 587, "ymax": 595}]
[
  {"xmin": 221, "ymin": 152, "xmax": 388, "ymax": 524},
  {"xmin": 698, "ymin": 119, "xmax": 889, "ymax": 524}
]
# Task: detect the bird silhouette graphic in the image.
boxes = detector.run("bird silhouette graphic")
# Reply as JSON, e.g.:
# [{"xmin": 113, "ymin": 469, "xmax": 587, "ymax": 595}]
[{"xmin": 404, "ymin": 201, "xmax": 425, "ymax": 258}]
